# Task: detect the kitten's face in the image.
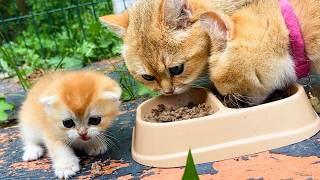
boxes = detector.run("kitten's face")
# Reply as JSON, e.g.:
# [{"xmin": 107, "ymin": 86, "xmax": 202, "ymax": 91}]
[
  {"xmin": 46, "ymin": 97, "xmax": 119, "ymax": 143},
  {"xmin": 200, "ymin": 11, "xmax": 296, "ymax": 105},
  {"xmin": 100, "ymin": 0, "xmax": 211, "ymax": 95},
  {"xmin": 40, "ymin": 72, "xmax": 121, "ymax": 143}
]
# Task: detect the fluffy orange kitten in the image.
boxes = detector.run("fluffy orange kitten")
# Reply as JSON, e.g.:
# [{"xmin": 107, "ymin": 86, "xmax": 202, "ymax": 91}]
[
  {"xmin": 19, "ymin": 70, "xmax": 121, "ymax": 179},
  {"xmin": 200, "ymin": 0, "xmax": 320, "ymax": 104},
  {"xmin": 100, "ymin": 0, "xmax": 254, "ymax": 95}
]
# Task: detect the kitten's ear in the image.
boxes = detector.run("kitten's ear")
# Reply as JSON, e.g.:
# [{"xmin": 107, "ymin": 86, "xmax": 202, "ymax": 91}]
[
  {"xmin": 39, "ymin": 95, "xmax": 58, "ymax": 108},
  {"xmin": 163, "ymin": 0, "xmax": 192, "ymax": 29},
  {"xmin": 200, "ymin": 11, "xmax": 234, "ymax": 40},
  {"xmin": 99, "ymin": 11, "xmax": 129, "ymax": 37},
  {"xmin": 101, "ymin": 91, "xmax": 122, "ymax": 103}
]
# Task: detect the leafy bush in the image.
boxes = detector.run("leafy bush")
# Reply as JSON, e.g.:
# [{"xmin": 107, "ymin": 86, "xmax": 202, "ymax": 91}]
[
  {"xmin": 111, "ymin": 65, "xmax": 159, "ymax": 101},
  {"xmin": 0, "ymin": 97, "xmax": 14, "ymax": 122},
  {"xmin": 0, "ymin": 0, "xmax": 121, "ymax": 76}
]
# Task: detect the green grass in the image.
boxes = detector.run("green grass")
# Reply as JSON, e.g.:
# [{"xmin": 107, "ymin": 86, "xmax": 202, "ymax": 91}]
[{"xmin": 0, "ymin": 97, "xmax": 14, "ymax": 123}]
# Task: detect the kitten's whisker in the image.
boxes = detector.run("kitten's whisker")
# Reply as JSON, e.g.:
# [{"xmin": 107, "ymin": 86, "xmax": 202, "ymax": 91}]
[
  {"xmin": 63, "ymin": 138, "xmax": 72, "ymax": 147},
  {"xmin": 105, "ymin": 138, "xmax": 119, "ymax": 150},
  {"xmin": 102, "ymin": 132, "xmax": 120, "ymax": 143},
  {"xmin": 97, "ymin": 134, "xmax": 119, "ymax": 151},
  {"xmin": 103, "ymin": 131, "xmax": 117, "ymax": 139}
]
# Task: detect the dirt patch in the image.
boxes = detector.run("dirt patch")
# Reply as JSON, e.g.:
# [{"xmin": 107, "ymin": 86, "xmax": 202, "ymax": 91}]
[
  {"xmin": 0, "ymin": 133, "xmax": 10, "ymax": 144},
  {"xmin": 204, "ymin": 152, "xmax": 320, "ymax": 179},
  {"xmin": 0, "ymin": 148, "xmax": 6, "ymax": 156},
  {"xmin": 10, "ymin": 158, "xmax": 51, "ymax": 170},
  {"xmin": 90, "ymin": 161, "xmax": 104, "ymax": 177},
  {"xmin": 144, "ymin": 103, "xmax": 213, "ymax": 123},
  {"xmin": 79, "ymin": 159, "xmax": 130, "ymax": 179}
]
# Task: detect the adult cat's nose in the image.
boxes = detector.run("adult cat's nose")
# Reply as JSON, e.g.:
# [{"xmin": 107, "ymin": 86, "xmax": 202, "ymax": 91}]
[{"xmin": 163, "ymin": 88, "xmax": 174, "ymax": 95}]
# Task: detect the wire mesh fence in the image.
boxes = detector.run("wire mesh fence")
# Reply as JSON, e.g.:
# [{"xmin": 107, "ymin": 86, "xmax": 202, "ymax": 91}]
[{"xmin": 0, "ymin": 0, "xmax": 132, "ymax": 77}]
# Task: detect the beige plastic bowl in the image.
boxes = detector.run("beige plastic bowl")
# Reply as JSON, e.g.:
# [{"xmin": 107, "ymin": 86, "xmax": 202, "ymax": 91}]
[{"xmin": 131, "ymin": 84, "xmax": 320, "ymax": 167}]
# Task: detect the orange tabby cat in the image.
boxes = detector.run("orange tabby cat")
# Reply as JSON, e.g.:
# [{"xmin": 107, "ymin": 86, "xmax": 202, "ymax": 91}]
[
  {"xmin": 199, "ymin": 0, "xmax": 320, "ymax": 104},
  {"xmin": 19, "ymin": 70, "xmax": 121, "ymax": 179},
  {"xmin": 100, "ymin": 0, "xmax": 254, "ymax": 95}
]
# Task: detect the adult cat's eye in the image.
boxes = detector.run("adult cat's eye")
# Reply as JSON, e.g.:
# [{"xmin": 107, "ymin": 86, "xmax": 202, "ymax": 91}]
[
  {"xmin": 63, "ymin": 119, "xmax": 75, "ymax": 128},
  {"xmin": 88, "ymin": 116, "xmax": 102, "ymax": 125},
  {"xmin": 142, "ymin": 74, "xmax": 156, "ymax": 81},
  {"xmin": 169, "ymin": 64, "xmax": 184, "ymax": 76}
]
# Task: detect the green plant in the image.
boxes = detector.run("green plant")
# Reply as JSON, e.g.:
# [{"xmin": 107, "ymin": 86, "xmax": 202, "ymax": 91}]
[
  {"xmin": 0, "ymin": 97, "xmax": 14, "ymax": 123},
  {"xmin": 0, "ymin": 33, "xmax": 31, "ymax": 91},
  {"xmin": 114, "ymin": 65, "xmax": 159, "ymax": 101},
  {"xmin": 182, "ymin": 149, "xmax": 200, "ymax": 180}
]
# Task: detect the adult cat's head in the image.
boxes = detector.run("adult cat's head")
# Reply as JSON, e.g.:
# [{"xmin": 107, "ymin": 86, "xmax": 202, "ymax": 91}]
[
  {"xmin": 100, "ymin": 0, "xmax": 212, "ymax": 95},
  {"xmin": 199, "ymin": 6, "xmax": 297, "ymax": 105}
]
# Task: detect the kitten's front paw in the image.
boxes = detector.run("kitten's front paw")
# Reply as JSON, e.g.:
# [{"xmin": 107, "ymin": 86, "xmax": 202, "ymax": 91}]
[
  {"xmin": 86, "ymin": 145, "xmax": 108, "ymax": 156},
  {"xmin": 54, "ymin": 157, "xmax": 80, "ymax": 179},
  {"xmin": 23, "ymin": 145, "xmax": 44, "ymax": 161}
]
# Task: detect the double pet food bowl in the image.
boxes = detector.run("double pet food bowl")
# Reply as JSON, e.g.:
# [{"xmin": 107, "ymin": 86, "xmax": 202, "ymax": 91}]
[{"xmin": 131, "ymin": 84, "xmax": 320, "ymax": 167}]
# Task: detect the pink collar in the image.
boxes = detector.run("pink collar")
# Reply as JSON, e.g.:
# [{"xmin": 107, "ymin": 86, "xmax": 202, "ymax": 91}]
[{"xmin": 279, "ymin": 0, "xmax": 310, "ymax": 79}]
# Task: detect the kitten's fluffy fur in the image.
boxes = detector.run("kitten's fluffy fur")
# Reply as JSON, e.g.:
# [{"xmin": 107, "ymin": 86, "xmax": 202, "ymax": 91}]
[
  {"xmin": 19, "ymin": 71, "xmax": 121, "ymax": 179},
  {"xmin": 100, "ymin": 0, "xmax": 254, "ymax": 95},
  {"xmin": 200, "ymin": 0, "xmax": 320, "ymax": 104}
]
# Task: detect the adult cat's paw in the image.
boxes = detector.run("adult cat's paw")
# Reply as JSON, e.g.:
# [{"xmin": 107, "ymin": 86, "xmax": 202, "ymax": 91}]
[
  {"xmin": 86, "ymin": 144, "xmax": 108, "ymax": 156},
  {"xmin": 54, "ymin": 156, "xmax": 80, "ymax": 179},
  {"xmin": 22, "ymin": 145, "xmax": 44, "ymax": 161}
]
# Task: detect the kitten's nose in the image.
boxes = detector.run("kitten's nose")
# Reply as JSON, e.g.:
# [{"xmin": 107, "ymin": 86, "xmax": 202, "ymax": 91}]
[
  {"xmin": 79, "ymin": 132, "xmax": 90, "ymax": 141},
  {"xmin": 79, "ymin": 132, "xmax": 88, "ymax": 137}
]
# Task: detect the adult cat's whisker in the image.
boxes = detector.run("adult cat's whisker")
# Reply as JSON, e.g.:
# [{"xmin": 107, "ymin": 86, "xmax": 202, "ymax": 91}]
[
  {"xmin": 228, "ymin": 94, "xmax": 241, "ymax": 108},
  {"xmin": 190, "ymin": 84, "xmax": 203, "ymax": 88},
  {"xmin": 232, "ymin": 94, "xmax": 255, "ymax": 105},
  {"xmin": 230, "ymin": 94, "xmax": 241, "ymax": 108},
  {"xmin": 234, "ymin": 93, "xmax": 264, "ymax": 100}
]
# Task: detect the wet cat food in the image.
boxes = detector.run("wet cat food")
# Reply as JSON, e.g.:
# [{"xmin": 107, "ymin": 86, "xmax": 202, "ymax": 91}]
[{"xmin": 144, "ymin": 103, "xmax": 213, "ymax": 123}]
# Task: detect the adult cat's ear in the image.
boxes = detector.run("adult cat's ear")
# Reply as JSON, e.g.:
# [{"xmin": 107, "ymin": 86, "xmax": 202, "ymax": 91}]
[
  {"xmin": 200, "ymin": 11, "xmax": 234, "ymax": 40},
  {"xmin": 163, "ymin": 0, "xmax": 192, "ymax": 29},
  {"xmin": 100, "ymin": 11, "xmax": 129, "ymax": 38}
]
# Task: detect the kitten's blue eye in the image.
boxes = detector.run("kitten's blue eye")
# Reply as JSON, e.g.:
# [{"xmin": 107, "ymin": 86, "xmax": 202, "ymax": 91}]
[
  {"xmin": 142, "ymin": 74, "xmax": 156, "ymax": 81},
  {"xmin": 63, "ymin": 119, "xmax": 75, "ymax": 128},
  {"xmin": 88, "ymin": 116, "xmax": 101, "ymax": 125},
  {"xmin": 169, "ymin": 64, "xmax": 184, "ymax": 76}
]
